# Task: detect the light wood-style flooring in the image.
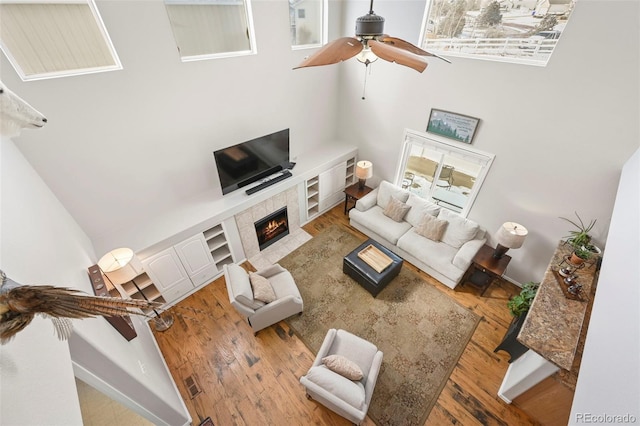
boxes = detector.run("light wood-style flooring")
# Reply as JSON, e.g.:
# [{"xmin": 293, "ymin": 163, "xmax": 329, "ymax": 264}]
[{"xmin": 153, "ymin": 205, "xmax": 538, "ymax": 425}]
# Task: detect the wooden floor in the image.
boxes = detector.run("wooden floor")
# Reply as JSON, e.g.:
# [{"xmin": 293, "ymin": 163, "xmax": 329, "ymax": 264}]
[{"xmin": 153, "ymin": 205, "xmax": 538, "ymax": 425}]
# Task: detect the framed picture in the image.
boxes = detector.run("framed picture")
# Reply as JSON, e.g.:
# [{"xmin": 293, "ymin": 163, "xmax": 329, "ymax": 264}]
[{"xmin": 426, "ymin": 109, "xmax": 480, "ymax": 144}]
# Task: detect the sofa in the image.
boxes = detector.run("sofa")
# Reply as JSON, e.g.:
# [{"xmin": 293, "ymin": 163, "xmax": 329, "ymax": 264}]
[{"xmin": 349, "ymin": 180, "xmax": 486, "ymax": 289}]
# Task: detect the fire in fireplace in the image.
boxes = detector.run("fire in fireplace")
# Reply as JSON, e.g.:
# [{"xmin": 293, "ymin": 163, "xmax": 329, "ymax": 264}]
[{"xmin": 254, "ymin": 207, "xmax": 289, "ymax": 251}]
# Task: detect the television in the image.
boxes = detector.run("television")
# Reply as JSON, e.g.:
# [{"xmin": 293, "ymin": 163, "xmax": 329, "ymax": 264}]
[{"xmin": 214, "ymin": 129, "xmax": 290, "ymax": 195}]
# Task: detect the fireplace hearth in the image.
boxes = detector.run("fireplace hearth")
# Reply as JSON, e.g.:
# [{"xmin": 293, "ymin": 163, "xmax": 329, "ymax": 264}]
[{"xmin": 255, "ymin": 207, "xmax": 289, "ymax": 251}]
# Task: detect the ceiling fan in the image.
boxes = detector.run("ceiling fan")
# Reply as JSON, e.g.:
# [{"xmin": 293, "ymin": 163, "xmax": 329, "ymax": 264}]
[{"xmin": 294, "ymin": 0, "xmax": 451, "ymax": 73}]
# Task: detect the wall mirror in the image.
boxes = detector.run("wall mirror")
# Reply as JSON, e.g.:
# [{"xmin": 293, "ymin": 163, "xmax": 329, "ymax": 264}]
[{"xmin": 394, "ymin": 129, "xmax": 495, "ymax": 217}]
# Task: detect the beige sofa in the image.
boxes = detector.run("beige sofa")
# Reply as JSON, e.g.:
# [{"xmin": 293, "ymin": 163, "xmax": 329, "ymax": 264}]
[{"xmin": 349, "ymin": 181, "xmax": 486, "ymax": 289}]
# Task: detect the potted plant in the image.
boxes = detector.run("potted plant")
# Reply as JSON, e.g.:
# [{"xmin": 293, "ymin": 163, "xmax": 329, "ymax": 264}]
[
  {"xmin": 559, "ymin": 212, "xmax": 596, "ymax": 249},
  {"xmin": 507, "ymin": 281, "xmax": 540, "ymax": 317},
  {"xmin": 569, "ymin": 245, "xmax": 592, "ymax": 265}
]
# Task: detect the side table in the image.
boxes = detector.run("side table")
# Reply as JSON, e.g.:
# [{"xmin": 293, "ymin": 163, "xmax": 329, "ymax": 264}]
[
  {"xmin": 343, "ymin": 183, "xmax": 373, "ymax": 214},
  {"xmin": 461, "ymin": 244, "xmax": 511, "ymax": 295}
]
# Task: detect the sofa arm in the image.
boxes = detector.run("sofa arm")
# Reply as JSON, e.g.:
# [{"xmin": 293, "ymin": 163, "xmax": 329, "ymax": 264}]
[
  {"xmin": 453, "ymin": 238, "xmax": 486, "ymax": 270},
  {"xmin": 355, "ymin": 188, "xmax": 378, "ymax": 212}
]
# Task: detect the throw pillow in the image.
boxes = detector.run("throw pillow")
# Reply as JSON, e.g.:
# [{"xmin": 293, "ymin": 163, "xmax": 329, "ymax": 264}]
[
  {"xmin": 438, "ymin": 208, "xmax": 480, "ymax": 248},
  {"xmin": 322, "ymin": 355, "xmax": 364, "ymax": 381},
  {"xmin": 376, "ymin": 180, "xmax": 410, "ymax": 209},
  {"xmin": 405, "ymin": 193, "xmax": 441, "ymax": 228},
  {"xmin": 383, "ymin": 197, "xmax": 411, "ymax": 222},
  {"xmin": 249, "ymin": 273, "xmax": 276, "ymax": 303},
  {"xmin": 415, "ymin": 214, "xmax": 449, "ymax": 242}
]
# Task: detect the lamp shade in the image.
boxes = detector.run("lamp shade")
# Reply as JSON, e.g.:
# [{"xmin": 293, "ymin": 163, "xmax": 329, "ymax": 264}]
[
  {"xmin": 98, "ymin": 248, "xmax": 143, "ymax": 285},
  {"xmin": 495, "ymin": 222, "xmax": 528, "ymax": 249},
  {"xmin": 355, "ymin": 160, "xmax": 373, "ymax": 179}
]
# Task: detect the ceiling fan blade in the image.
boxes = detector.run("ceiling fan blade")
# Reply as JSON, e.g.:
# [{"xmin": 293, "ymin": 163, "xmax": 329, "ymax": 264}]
[
  {"xmin": 294, "ymin": 37, "xmax": 363, "ymax": 69},
  {"xmin": 368, "ymin": 39, "xmax": 428, "ymax": 73},
  {"xmin": 379, "ymin": 36, "xmax": 452, "ymax": 63}
]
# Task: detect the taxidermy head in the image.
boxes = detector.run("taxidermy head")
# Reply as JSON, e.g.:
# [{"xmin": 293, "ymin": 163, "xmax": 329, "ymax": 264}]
[
  {"xmin": 0, "ymin": 80, "xmax": 48, "ymax": 137},
  {"xmin": 0, "ymin": 270, "xmax": 160, "ymax": 344}
]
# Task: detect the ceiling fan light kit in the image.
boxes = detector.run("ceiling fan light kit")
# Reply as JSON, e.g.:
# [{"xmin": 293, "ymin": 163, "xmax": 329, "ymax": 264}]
[{"xmin": 294, "ymin": 0, "xmax": 450, "ymax": 79}]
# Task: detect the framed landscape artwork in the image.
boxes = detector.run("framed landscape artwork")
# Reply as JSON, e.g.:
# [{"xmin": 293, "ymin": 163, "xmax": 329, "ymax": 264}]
[{"xmin": 427, "ymin": 109, "xmax": 480, "ymax": 144}]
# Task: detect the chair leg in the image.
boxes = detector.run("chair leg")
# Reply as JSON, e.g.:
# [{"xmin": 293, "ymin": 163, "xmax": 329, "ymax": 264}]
[{"xmin": 305, "ymin": 393, "xmax": 312, "ymax": 400}]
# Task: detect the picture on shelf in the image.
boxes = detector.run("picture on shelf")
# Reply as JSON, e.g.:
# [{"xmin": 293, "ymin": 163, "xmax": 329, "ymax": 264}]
[{"xmin": 427, "ymin": 109, "xmax": 480, "ymax": 144}]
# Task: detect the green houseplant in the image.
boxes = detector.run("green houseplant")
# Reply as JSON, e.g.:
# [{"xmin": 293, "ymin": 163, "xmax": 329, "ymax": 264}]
[
  {"xmin": 507, "ymin": 281, "xmax": 540, "ymax": 317},
  {"xmin": 559, "ymin": 212, "xmax": 596, "ymax": 249}
]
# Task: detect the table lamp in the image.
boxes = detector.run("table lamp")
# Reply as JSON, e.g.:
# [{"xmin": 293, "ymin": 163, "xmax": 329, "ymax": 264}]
[
  {"xmin": 356, "ymin": 160, "xmax": 373, "ymax": 189},
  {"xmin": 98, "ymin": 248, "xmax": 174, "ymax": 331},
  {"xmin": 493, "ymin": 222, "xmax": 528, "ymax": 259}
]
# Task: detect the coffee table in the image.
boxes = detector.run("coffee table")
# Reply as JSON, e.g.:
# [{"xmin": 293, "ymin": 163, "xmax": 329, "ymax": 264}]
[{"xmin": 343, "ymin": 239, "xmax": 403, "ymax": 297}]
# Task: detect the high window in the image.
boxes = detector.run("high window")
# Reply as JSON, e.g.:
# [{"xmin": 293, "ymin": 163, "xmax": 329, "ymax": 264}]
[
  {"xmin": 289, "ymin": 0, "xmax": 325, "ymax": 48},
  {"xmin": 395, "ymin": 129, "xmax": 494, "ymax": 216},
  {"xmin": 420, "ymin": 0, "xmax": 577, "ymax": 66},
  {"xmin": 0, "ymin": 0, "xmax": 121, "ymax": 81},
  {"xmin": 164, "ymin": 0, "xmax": 256, "ymax": 61}
]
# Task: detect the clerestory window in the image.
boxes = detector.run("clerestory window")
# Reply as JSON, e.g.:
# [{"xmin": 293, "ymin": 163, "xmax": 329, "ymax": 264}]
[
  {"xmin": 0, "ymin": 0, "xmax": 122, "ymax": 81},
  {"xmin": 419, "ymin": 0, "xmax": 577, "ymax": 66},
  {"xmin": 164, "ymin": 0, "xmax": 256, "ymax": 61},
  {"xmin": 395, "ymin": 129, "xmax": 494, "ymax": 216},
  {"xmin": 289, "ymin": 0, "xmax": 326, "ymax": 49}
]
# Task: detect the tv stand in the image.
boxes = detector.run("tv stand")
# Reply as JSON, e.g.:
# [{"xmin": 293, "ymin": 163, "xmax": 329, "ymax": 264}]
[{"xmin": 245, "ymin": 170, "xmax": 292, "ymax": 195}]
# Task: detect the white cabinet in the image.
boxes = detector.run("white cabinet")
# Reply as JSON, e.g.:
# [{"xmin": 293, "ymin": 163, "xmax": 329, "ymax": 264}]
[
  {"xmin": 142, "ymin": 233, "xmax": 220, "ymax": 305},
  {"xmin": 318, "ymin": 161, "xmax": 347, "ymax": 211},
  {"xmin": 174, "ymin": 234, "xmax": 218, "ymax": 287},
  {"xmin": 141, "ymin": 248, "xmax": 193, "ymax": 304}
]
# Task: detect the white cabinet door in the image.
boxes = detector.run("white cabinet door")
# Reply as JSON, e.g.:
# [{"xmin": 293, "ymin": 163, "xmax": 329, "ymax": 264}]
[
  {"xmin": 141, "ymin": 248, "xmax": 192, "ymax": 293},
  {"xmin": 318, "ymin": 161, "xmax": 347, "ymax": 211},
  {"xmin": 174, "ymin": 234, "xmax": 218, "ymax": 287},
  {"xmin": 175, "ymin": 234, "xmax": 214, "ymax": 276}
]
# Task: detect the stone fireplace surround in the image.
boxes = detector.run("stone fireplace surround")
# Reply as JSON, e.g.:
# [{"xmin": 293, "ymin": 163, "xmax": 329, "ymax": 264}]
[{"xmin": 234, "ymin": 187, "xmax": 309, "ymax": 265}]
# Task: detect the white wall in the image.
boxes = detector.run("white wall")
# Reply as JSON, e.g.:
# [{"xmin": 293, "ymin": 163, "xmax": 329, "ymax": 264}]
[
  {"xmin": 337, "ymin": 0, "xmax": 640, "ymax": 285},
  {"xmin": 0, "ymin": 0, "xmax": 341, "ymax": 254},
  {"xmin": 569, "ymin": 148, "xmax": 640, "ymax": 423},
  {"xmin": 0, "ymin": 137, "xmax": 188, "ymax": 424}
]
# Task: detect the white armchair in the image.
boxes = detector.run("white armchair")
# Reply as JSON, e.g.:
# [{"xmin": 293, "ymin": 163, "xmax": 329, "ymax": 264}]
[
  {"xmin": 300, "ymin": 329, "xmax": 383, "ymax": 425},
  {"xmin": 223, "ymin": 263, "xmax": 303, "ymax": 334}
]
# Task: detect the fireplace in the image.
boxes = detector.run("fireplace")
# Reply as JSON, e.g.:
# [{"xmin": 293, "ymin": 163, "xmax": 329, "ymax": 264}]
[{"xmin": 254, "ymin": 207, "xmax": 289, "ymax": 251}]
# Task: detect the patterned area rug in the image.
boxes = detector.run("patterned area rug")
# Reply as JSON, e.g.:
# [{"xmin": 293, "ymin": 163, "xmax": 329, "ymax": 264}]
[{"xmin": 279, "ymin": 225, "xmax": 481, "ymax": 426}]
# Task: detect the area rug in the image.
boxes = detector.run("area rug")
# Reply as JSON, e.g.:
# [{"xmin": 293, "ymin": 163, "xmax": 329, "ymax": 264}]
[{"xmin": 278, "ymin": 225, "xmax": 481, "ymax": 426}]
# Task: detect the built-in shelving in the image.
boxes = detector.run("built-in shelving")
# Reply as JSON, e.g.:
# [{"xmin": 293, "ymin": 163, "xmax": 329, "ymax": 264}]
[
  {"xmin": 346, "ymin": 157, "xmax": 356, "ymax": 186},
  {"xmin": 116, "ymin": 272, "xmax": 166, "ymax": 316},
  {"xmin": 203, "ymin": 223, "xmax": 234, "ymax": 271},
  {"xmin": 306, "ymin": 176, "xmax": 320, "ymax": 220}
]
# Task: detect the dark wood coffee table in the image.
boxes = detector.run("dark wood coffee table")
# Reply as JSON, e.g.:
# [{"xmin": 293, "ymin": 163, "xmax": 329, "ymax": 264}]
[{"xmin": 343, "ymin": 239, "xmax": 403, "ymax": 297}]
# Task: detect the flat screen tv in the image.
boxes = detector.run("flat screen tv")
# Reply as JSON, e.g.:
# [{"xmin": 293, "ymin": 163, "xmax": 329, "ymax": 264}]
[{"xmin": 214, "ymin": 128, "xmax": 290, "ymax": 195}]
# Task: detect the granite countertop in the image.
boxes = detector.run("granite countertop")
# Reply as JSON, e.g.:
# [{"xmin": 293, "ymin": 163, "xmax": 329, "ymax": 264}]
[{"xmin": 517, "ymin": 241, "xmax": 599, "ymax": 371}]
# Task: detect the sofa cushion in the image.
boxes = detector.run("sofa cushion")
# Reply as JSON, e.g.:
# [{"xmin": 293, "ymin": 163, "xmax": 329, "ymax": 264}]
[
  {"xmin": 349, "ymin": 205, "xmax": 412, "ymax": 245},
  {"xmin": 383, "ymin": 197, "xmax": 411, "ymax": 222},
  {"xmin": 405, "ymin": 194, "xmax": 441, "ymax": 227},
  {"xmin": 415, "ymin": 214, "xmax": 448, "ymax": 242},
  {"xmin": 376, "ymin": 181, "xmax": 410, "ymax": 209},
  {"xmin": 438, "ymin": 208, "xmax": 479, "ymax": 249},
  {"xmin": 322, "ymin": 355, "xmax": 364, "ymax": 381},
  {"xmin": 304, "ymin": 366, "xmax": 366, "ymax": 409},
  {"xmin": 397, "ymin": 230, "xmax": 464, "ymax": 282},
  {"xmin": 249, "ymin": 273, "xmax": 276, "ymax": 303}
]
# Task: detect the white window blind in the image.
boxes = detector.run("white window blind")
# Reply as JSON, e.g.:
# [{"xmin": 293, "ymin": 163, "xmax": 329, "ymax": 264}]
[
  {"xmin": 164, "ymin": 0, "xmax": 256, "ymax": 61},
  {"xmin": 0, "ymin": 1, "xmax": 121, "ymax": 81}
]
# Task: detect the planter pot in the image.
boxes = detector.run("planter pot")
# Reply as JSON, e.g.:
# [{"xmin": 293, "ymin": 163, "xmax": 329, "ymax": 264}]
[{"xmin": 569, "ymin": 252, "xmax": 585, "ymax": 265}]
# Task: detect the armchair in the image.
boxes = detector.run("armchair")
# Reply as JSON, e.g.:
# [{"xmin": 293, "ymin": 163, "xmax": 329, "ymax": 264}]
[
  {"xmin": 300, "ymin": 329, "xmax": 383, "ymax": 425},
  {"xmin": 223, "ymin": 263, "xmax": 303, "ymax": 334}
]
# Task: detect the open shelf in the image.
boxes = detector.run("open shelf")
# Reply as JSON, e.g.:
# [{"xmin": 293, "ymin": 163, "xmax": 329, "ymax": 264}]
[
  {"xmin": 203, "ymin": 222, "xmax": 234, "ymax": 270},
  {"xmin": 306, "ymin": 175, "xmax": 320, "ymax": 220},
  {"xmin": 346, "ymin": 157, "xmax": 356, "ymax": 186}
]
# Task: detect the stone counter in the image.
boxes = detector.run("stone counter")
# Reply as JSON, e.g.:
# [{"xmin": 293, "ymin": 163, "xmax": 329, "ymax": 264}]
[{"xmin": 517, "ymin": 241, "xmax": 599, "ymax": 371}]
